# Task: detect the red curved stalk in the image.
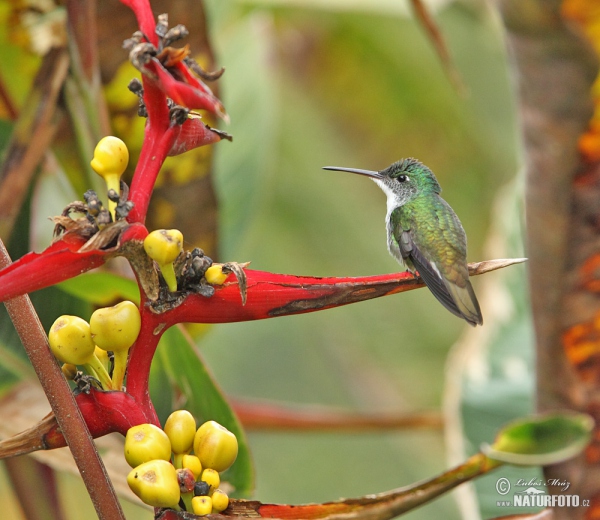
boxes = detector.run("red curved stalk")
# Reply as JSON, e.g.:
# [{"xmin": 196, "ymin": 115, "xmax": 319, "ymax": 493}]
[
  {"xmin": 0, "ymin": 234, "xmax": 106, "ymax": 302},
  {"xmin": 165, "ymin": 269, "xmax": 419, "ymax": 325},
  {"xmin": 118, "ymin": 0, "xmax": 157, "ymax": 45}
]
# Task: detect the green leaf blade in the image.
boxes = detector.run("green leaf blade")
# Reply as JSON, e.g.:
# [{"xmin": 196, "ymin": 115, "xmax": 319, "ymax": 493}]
[{"xmin": 482, "ymin": 412, "xmax": 594, "ymax": 466}]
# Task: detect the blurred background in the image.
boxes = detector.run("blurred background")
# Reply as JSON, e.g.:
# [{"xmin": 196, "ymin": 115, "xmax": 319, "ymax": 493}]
[
  {"xmin": 0, "ymin": 0, "xmax": 536, "ymax": 518},
  {"xmin": 200, "ymin": 1, "xmax": 532, "ymax": 519}
]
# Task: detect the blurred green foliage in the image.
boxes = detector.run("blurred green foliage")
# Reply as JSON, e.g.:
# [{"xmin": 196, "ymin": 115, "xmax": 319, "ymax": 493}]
[
  {"xmin": 199, "ymin": 1, "xmax": 526, "ymax": 518},
  {"xmin": 0, "ymin": 0, "xmax": 534, "ymax": 518}
]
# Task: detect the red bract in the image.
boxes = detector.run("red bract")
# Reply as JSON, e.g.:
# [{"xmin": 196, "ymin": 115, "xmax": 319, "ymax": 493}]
[
  {"xmin": 0, "ymin": 223, "xmax": 148, "ymax": 302},
  {"xmin": 119, "ymin": 0, "xmax": 157, "ymax": 46},
  {"xmin": 168, "ymin": 116, "xmax": 231, "ymax": 156},
  {"xmin": 150, "ymin": 60, "xmax": 227, "ymax": 118}
]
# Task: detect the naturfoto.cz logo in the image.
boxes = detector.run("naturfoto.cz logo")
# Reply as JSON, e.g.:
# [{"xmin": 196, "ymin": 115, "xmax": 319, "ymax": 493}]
[{"xmin": 495, "ymin": 477, "xmax": 590, "ymax": 508}]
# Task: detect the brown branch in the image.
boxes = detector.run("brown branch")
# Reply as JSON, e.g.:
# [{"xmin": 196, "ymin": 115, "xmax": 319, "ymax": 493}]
[
  {"xmin": 0, "ymin": 47, "xmax": 69, "ymax": 241},
  {"xmin": 409, "ymin": 0, "xmax": 467, "ymax": 96},
  {"xmin": 0, "ymin": 239, "xmax": 125, "ymax": 520},
  {"xmin": 231, "ymin": 398, "xmax": 442, "ymax": 431},
  {"xmin": 0, "ymin": 70, "xmax": 18, "ymax": 120}
]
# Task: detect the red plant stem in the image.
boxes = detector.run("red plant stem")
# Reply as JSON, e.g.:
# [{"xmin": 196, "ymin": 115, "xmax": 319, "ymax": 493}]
[
  {"xmin": 127, "ymin": 79, "xmax": 175, "ymax": 224},
  {"xmin": 123, "ymin": 296, "xmax": 166, "ymax": 420},
  {"xmin": 118, "ymin": 0, "xmax": 158, "ymax": 45},
  {"xmin": 0, "ymin": 240, "xmax": 125, "ymax": 520}
]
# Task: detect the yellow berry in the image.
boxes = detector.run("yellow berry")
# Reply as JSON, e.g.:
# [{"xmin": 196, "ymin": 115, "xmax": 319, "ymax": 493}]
[
  {"xmin": 143, "ymin": 229, "xmax": 184, "ymax": 292},
  {"xmin": 90, "ymin": 301, "xmax": 141, "ymax": 352},
  {"xmin": 204, "ymin": 265, "xmax": 228, "ymax": 285},
  {"xmin": 193, "ymin": 421, "xmax": 238, "ymax": 472},
  {"xmin": 200, "ymin": 468, "xmax": 220, "ymax": 492},
  {"xmin": 49, "ymin": 315, "xmax": 95, "ymax": 365},
  {"xmin": 125, "ymin": 424, "xmax": 171, "ymax": 468},
  {"xmin": 90, "ymin": 136, "xmax": 129, "ymax": 221},
  {"xmin": 90, "ymin": 301, "xmax": 141, "ymax": 389},
  {"xmin": 211, "ymin": 489, "xmax": 229, "ymax": 513},
  {"xmin": 182, "ymin": 454, "xmax": 202, "ymax": 480},
  {"xmin": 164, "ymin": 410, "xmax": 196, "ymax": 454},
  {"xmin": 127, "ymin": 459, "xmax": 180, "ymax": 508},
  {"xmin": 144, "ymin": 229, "xmax": 183, "ymax": 265},
  {"xmin": 90, "ymin": 136, "xmax": 129, "ymax": 177},
  {"xmin": 49, "ymin": 316, "xmax": 112, "ymax": 389},
  {"xmin": 192, "ymin": 496, "xmax": 212, "ymax": 516}
]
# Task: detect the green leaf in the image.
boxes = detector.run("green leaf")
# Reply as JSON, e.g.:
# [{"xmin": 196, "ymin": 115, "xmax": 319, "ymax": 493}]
[
  {"xmin": 155, "ymin": 326, "xmax": 254, "ymax": 497},
  {"xmin": 482, "ymin": 412, "xmax": 594, "ymax": 466},
  {"xmin": 58, "ymin": 272, "xmax": 140, "ymax": 306}
]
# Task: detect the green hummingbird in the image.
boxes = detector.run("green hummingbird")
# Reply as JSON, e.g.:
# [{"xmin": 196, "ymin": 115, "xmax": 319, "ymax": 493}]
[{"xmin": 323, "ymin": 158, "xmax": 483, "ymax": 326}]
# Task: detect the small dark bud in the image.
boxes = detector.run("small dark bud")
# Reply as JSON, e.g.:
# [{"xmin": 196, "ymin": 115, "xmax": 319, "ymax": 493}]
[
  {"xmin": 163, "ymin": 24, "xmax": 189, "ymax": 48},
  {"xmin": 194, "ymin": 480, "xmax": 211, "ymax": 497},
  {"xmin": 128, "ymin": 78, "xmax": 143, "ymax": 96},
  {"xmin": 170, "ymin": 106, "xmax": 189, "ymax": 126},
  {"xmin": 176, "ymin": 468, "xmax": 196, "ymax": 493},
  {"xmin": 155, "ymin": 13, "xmax": 169, "ymax": 39},
  {"xmin": 129, "ymin": 43, "xmax": 157, "ymax": 72},
  {"xmin": 115, "ymin": 201, "xmax": 134, "ymax": 220},
  {"xmin": 107, "ymin": 189, "xmax": 120, "ymax": 203}
]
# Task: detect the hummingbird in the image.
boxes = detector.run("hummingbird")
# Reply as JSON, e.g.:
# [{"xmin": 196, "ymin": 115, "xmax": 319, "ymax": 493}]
[{"xmin": 323, "ymin": 158, "xmax": 483, "ymax": 326}]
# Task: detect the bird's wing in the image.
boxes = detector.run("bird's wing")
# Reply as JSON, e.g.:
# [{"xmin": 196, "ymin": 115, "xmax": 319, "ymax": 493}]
[{"xmin": 394, "ymin": 203, "xmax": 483, "ymax": 326}]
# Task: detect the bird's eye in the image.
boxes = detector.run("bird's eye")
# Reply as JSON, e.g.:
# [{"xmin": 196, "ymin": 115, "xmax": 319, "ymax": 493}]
[{"xmin": 397, "ymin": 174, "xmax": 408, "ymax": 182}]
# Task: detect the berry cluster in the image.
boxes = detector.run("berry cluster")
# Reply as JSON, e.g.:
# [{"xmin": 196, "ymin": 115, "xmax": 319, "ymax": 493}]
[
  {"xmin": 125, "ymin": 412, "xmax": 238, "ymax": 514},
  {"xmin": 48, "ymin": 301, "xmax": 141, "ymax": 391}
]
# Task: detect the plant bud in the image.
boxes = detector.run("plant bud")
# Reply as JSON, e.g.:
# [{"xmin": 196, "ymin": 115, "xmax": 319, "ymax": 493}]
[
  {"xmin": 192, "ymin": 496, "xmax": 212, "ymax": 516},
  {"xmin": 125, "ymin": 423, "xmax": 171, "ymax": 468},
  {"xmin": 90, "ymin": 301, "xmax": 141, "ymax": 353},
  {"xmin": 127, "ymin": 459, "xmax": 180, "ymax": 508},
  {"xmin": 204, "ymin": 265, "xmax": 228, "ymax": 285},
  {"xmin": 49, "ymin": 315, "xmax": 95, "ymax": 365},
  {"xmin": 200, "ymin": 468, "xmax": 220, "ymax": 492},
  {"xmin": 193, "ymin": 420, "xmax": 238, "ymax": 472},
  {"xmin": 182, "ymin": 454, "xmax": 202, "ymax": 480},
  {"xmin": 164, "ymin": 410, "xmax": 196, "ymax": 454},
  {"xmin": 211, "ymin": 489, "xmax": 229, "ymax": 513}
]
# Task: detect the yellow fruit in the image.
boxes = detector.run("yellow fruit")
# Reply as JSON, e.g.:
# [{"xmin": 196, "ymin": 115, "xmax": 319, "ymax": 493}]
[
  {"xmin": 211, "ymin": 489, "xmax": 229, "ymax": 513},
  {"xmin": 90, "ymin": 301, "xmax": 141, "ymax": 389},
  {"xmin": 204, "ymin": 265, "xmax": 228, "ymax": 285},
  {"xmin": 127, "ymin": 459, "xmax": 180, "ymax": 508},
  {"xmin": 182, "ymin": 454, "xmax": 202, "ymax": 480},
  {"xmin": 90, "ymin": 136, "xmax": 129, "ymax": 221},
  {"xmin": 125, "ymin": 424, "xmax": 171, "ymax": 468},
  {"xmin": 143, "ymin": 229, "xmax": 184, "ymax": 292},
  {"xmin": 192, "ymin": 496, "xmax": 212, "ymax": 516},
  {"xmin": 49, "ymin": 315, "xmax": 95, "ymax": 365},
  {"xmin": 90, "ymin": 301, "xmax": 141, "ymax": 352},
  {"xmin": 49, "ymin": 315, "xmax": 112, "ymax": 389},
  {"xmin": 164, "ymin": 410, "xmax": 196, "ymax": 454},
  {"xmin": 193, "ymin": 421, "xmax": 238, "ymax": 472},
  {"xmin": 90, "ymin": 136, "xmax": 129, "ymax": 177},
  {"xmin": 200, "ymin": 468, "xmax": 220, "ymax": 492}
]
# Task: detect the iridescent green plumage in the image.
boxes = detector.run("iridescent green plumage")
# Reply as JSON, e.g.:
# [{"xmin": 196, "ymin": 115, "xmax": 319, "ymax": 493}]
[{"xmin": 323, "ymin": 158, "xmax": 483, "ymax": 326}]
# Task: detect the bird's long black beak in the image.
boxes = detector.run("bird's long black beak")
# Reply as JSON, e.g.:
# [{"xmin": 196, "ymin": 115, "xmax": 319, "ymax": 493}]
[{"xmin": 322, "ymin": 166, "xmax": 383, "ymax": 179}]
